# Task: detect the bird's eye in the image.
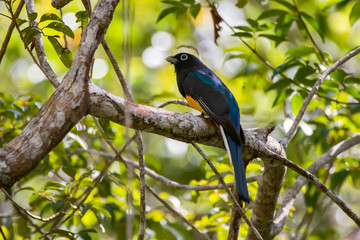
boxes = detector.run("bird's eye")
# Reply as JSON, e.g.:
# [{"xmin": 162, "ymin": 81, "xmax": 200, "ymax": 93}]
[{"xmin": 180, "ymin": 54, "xmax": 188, "ymax": 61}]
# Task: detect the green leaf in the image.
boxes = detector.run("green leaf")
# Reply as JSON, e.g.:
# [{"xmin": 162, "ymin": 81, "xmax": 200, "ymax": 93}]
[
  {"xmin": 344, "ymin": 77, "xmax": 360, "ymax": 84},
  {"xmin": 51, "ymin": 229, "xmax": 76, "ymax": 239},
  {"xmin": 266, "ymin": 78, "xmax": 292, "ymax": 92},
  {"xmin": 60, "ymin": 48, "xmax": 73, "ymax": 68},
  {"xmin": 273, "ymin": 0, "xmax": 296, "ymax": 11},
  {"xmin": 247, "ymin": 18, "xmax": 258, "ymax": 28},
  {"xmin": 16, "ymin": 18, "xmax": 27, "ymax": 27},
  {"xmin": 233, "ymin": 32, "xmax": 253, "ymax": 38},
  {"xmin": 286, "ymin": 46, "xmax": 315, "ymax": 59},
  {"xmin": 236, "ymin": 0, "xmax": 248, "ymax": 8},
  {"xmin": 13, "ymin": 187, "xmax": 35, "ymax": 195},
  {"xmin": 40, "ymin": 13, "xmax": 62, "ymax": 22},
  {"xmin": 301, "ymin": 11, "xmax": 324, "ymax": 42},
  {"xmin": 258, "ymin": 9, "xmax": 287, "ymax": 20},
  {"xmin": 47, "ymin": 36, "xmax": 73, "ymax": 68},
  {"xmin": 344, "ymin": 86, "xmax": 360, "ymax": 100},
  {"xmin": 189, "ymin": 3, "xmax": 201, "ymax": 19},
  {"xmin": 75, "ymin": 11, "xmax": 89, "ymax": 28},
  {"xmin": 234, "ymin": 25, "xmax": 253, "ymax": 32},
  {"xmin": 17, "ymin": 218, "xmax": 31, "ymax": 237},
  {"xmin": 47, "ymin": 36, "xmax": 63, "ymax": 55},
  {"xmin": 43, "ymin": 22, "xmax": 74, "ymax": 39},
  {"xmin": 157, "ymin": 7, "xmax": 180, "ymax": 22},
  {"xmin": 99, "ymin": 118, "xmax": 114, "ymax": 140},
  {"xmin": 161, "ymin": 0, "xmax": 184, "ymax": 6},
  {"xmin": 350, "ymin": 1, "xmax": 360, "ymax": 26},
  {"xmin": 272, "ymin": 59, "xmax": 301, "ymax": 78},
  {"xmin": 259, "ymin": 34, "xmax": 285, "ymax": 45},
  {"xmin": 181, "ymin": 0, "xmax": 195, "ymax": 4},
  {"xmin": 272, "ymin": 89, "xmax": 293, "ymax": 107},
  {"xmin": 291, "ymin": 93, "xmax": 304, "ymax": 115},
  {"xmin": 330, "ymin": 170, "xmax": 349, "ymax": 190},
  {"xmin": 257, "ymin": 22, "xmax": 275, "ymax": 31},
  {"xmin": 293, "ymin": 65, "xmax": 316, "ymax": 83},
  {"xmin": 21, "ymin": 27, "xmax": 40, "ymax": 46},
  {"xmin": 43, "ymin": 181, "xmax": 65, "ymax": 191},
  {"xmin": 28, "ymin": 12, "xmax": 38, "ymax": 22}
]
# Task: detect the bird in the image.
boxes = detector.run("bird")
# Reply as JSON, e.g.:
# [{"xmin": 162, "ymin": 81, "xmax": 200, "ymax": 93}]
[{"xmin": 166, "ymin": 52, "xmax": 250, "ymax": 203}]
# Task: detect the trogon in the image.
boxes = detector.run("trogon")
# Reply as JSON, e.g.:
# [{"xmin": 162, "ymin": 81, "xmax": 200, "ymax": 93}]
[{"xmin": 166, "ymin": 52, "xmax": 250, "ymax": 203}]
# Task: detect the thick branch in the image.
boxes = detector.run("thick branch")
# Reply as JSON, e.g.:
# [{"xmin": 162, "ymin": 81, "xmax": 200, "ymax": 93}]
[
  {"xmin": 248, "ymin": 154, "xmax": 286, "ymax": 239},
  {"xmin": 0, "ymin": 0, "xmax": 119, "ymax": 187},
  {"xmin": 89, "ymin": 83, "xmax": 279, "ymax": 162}
]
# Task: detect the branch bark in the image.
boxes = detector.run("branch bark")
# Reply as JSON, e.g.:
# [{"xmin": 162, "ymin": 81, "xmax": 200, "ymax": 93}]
[
  {"xmin": 0, "ymin": 0, "xmax": 120, "ymax": 187},
  {"xmin": 273, "ymin": 135, "xmax": 360, "ymax": 236}
]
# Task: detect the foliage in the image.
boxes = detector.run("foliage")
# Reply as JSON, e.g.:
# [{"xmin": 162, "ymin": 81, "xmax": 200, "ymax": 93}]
[{"xmin": 0, "ymin": 0, "xmax": 360, "ymax": 239}]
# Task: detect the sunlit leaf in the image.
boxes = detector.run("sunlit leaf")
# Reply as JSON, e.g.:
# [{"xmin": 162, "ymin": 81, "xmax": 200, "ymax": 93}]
[
  {"xmin": 291, "ymin": 93, "xmax": 304, "ymax": 115},
  {"xmin": 350, "ymin": 1, "xmax": 360, "ymax": 26},
  {"xmin": 286, "ymin": 46, "xmax": 315, "ymax": 60},
  {"xmin": 273, "ymin": 0, "xmax": 296, "ymax": 11},
  {"xmin": 43, "ymin": 22, "xmax": 74, "ymax": 39},
  {"xmin": 344, "ymin": 86, "xmax": 360, "ymax": 100},
  {"xmin": 258, "ymin": 9, "xmax": 287, "ymax": 20},
  {"xmin": 40, "ymin": 13, "xmax": 62, "ymax": 22}
]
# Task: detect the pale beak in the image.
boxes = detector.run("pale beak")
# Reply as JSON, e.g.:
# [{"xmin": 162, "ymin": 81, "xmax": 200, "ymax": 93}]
[{"xmin": 166, "ymin": 56, "xmax": 178, "ymax": 64}]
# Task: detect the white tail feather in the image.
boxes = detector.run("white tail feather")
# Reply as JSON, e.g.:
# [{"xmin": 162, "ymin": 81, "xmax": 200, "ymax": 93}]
[{"xmin": 220, "ymin": 126, "xmax": 233, "ymax": 165}]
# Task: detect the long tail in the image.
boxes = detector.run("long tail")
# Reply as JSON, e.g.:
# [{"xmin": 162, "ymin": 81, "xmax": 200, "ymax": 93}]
[{"xmin": 220, "ymin": 126, "xmax": 250, "ymax": 203}]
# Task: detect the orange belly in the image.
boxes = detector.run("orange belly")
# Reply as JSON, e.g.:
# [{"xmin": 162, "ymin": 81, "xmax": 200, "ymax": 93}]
[{"xmin": 185, "ymin": 95, "xmax": 207, "ymax": 115}]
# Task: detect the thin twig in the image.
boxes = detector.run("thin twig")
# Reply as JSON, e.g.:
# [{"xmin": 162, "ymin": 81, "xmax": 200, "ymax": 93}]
[
  {"xmin": 24, "ymin": 0, "xmax": 60, "ymax": 87},
  {"xmin": 0, "ymin": 222, "xmax": 6, "ymax": 240},
  {"xmin": 157, "ymin": 99, "xmax": 191, "ymax": 108},
  {"xmin": 209, "ymin": 1, "xmax": 355, "ymax": 106},
  {"xmin": 5, "ymin": 0, "xmax": 41, "ymax": 68},
  {"xmin": 93, "ymin": 115, "xmax": 207, "ymax": 239},
  {"xmin": 292, "ymin": 0, "xmax": 329, "ymax": 65},
  {"xmin": 191, "ymin": 141, "xmax": 263, "ymax": 240},
  {"xmin": 265, "ymin": 150, "xmax": 360, "ymax": 227},
  {"xmin": 136, "ymin": 131, "xmax": 146, "ymax": 240},
  {"xmin": 74, "ymin": 148, "xmax": 260, "ymax": 190},
  {"xmin": 0, "ymin": 0, "xmax": 24, "ymax": 64},
  {"xmin": 274, "ymin": 135, "xmax": 360, "ymax": 235},
  {"xmin": 1, "ymin": 188, "xmax": 49, "ymax": 239},
  {"xmin": 280, "ymin": 46, "xmax": 360, "ymax": 148},
  {"xmin": 117, "ymin": 155, "xmax": 211, "ymax": 240}
]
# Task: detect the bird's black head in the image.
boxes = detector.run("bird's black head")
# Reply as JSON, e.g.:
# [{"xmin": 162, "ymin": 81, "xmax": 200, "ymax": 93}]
[{"xmin": 166, "ymin": 53, "xmax": 203, "ymax": 72}]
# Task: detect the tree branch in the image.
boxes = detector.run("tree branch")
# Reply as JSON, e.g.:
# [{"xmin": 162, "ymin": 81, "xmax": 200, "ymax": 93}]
[
  {"xmin": 0, "ymin": 0, "xmax": 24, "ymax": 64},
  {"xmin": 24, "ymin": 0, "xmax": 60, "ymax": 87},
  {"xmin": 273, "ymin": 135, "xmax": 360, "ymax": 236},
  {"xmin": 0, "ymin": 0, "xmax": 120, "ymax": 187},
  {"xmin": 261, "ymin": 148, "xmax": 360, "ymax": 229},
  {"xmin": 281, "ymin": 46, "xmax": 360, "ymax": 148}
]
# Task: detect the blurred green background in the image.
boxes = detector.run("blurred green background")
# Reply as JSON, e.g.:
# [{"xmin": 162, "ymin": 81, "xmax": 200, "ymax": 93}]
[{"xmin": 0, "ymin": 0, "xmax": 360, "ymax": 239}]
